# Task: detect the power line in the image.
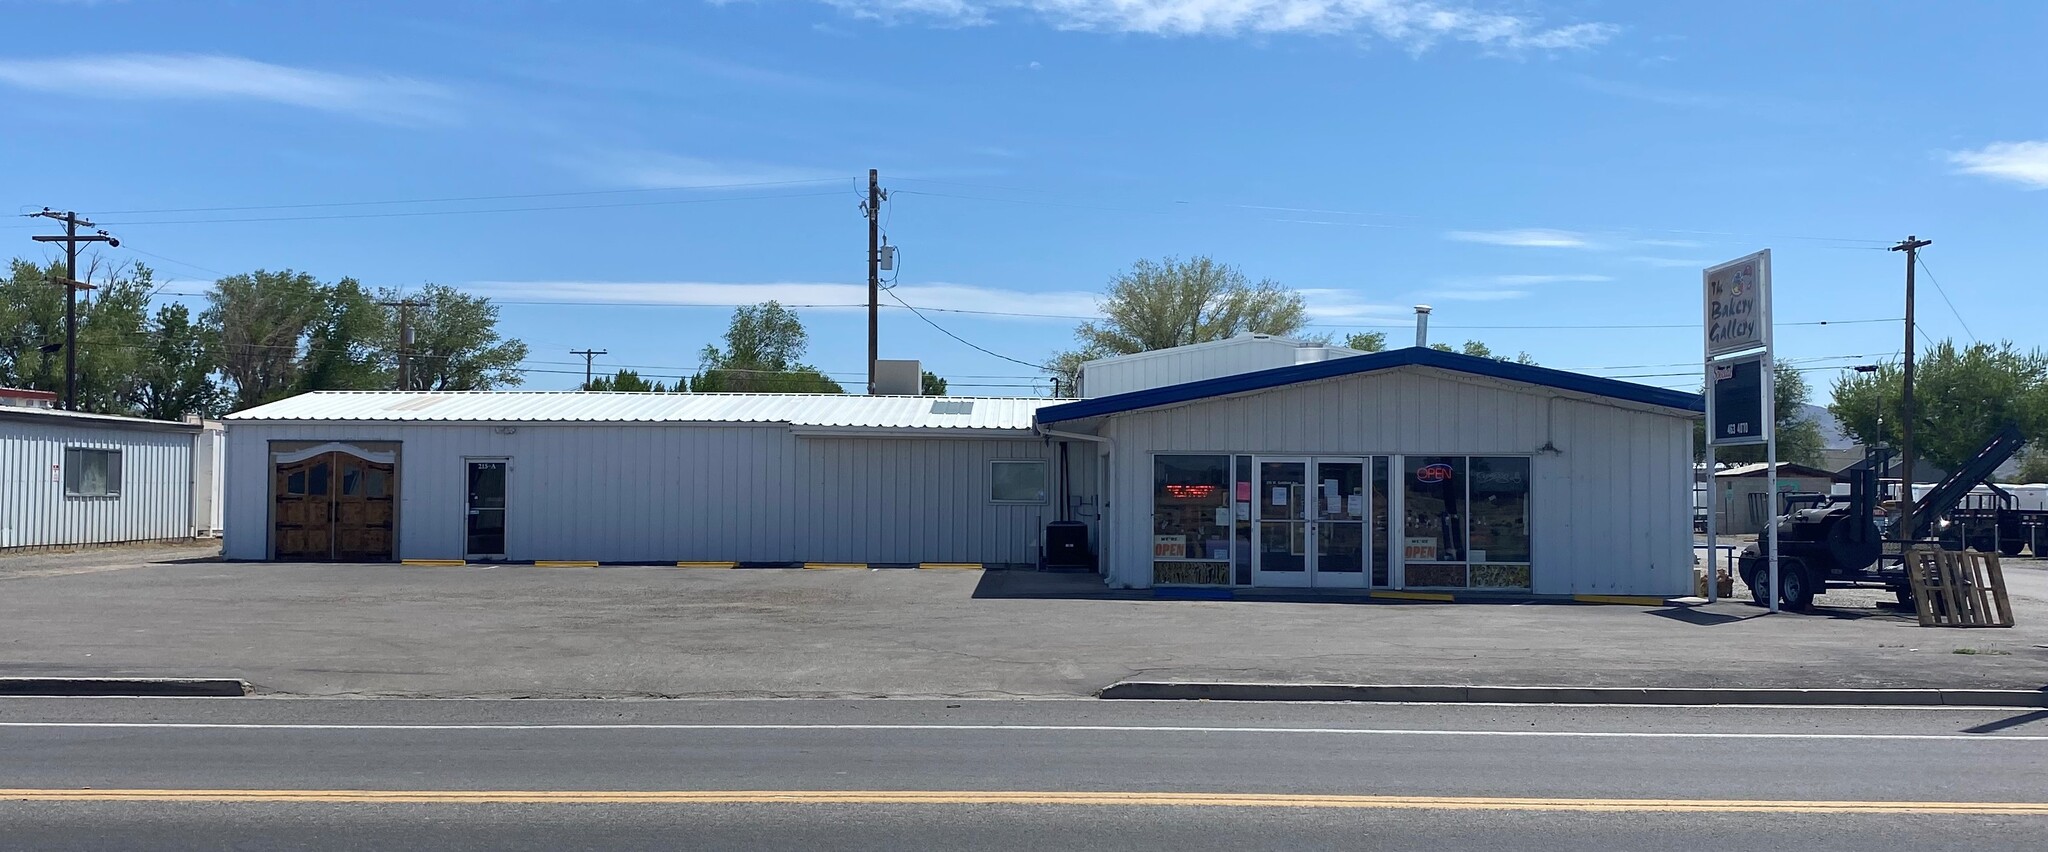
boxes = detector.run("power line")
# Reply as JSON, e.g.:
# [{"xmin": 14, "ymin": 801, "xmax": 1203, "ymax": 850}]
[
  {"xmin": 882, "ymin": 287, "xmax": 1049, "ymax": 372},
  {"xmin": 1913, "ymin": 255, "xmax": 1977, "ymax": 344}
]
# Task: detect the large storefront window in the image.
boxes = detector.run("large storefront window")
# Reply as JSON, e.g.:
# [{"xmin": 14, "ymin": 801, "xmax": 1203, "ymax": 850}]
[
  {"xmin": 1401, "ymin": 455, "xmax": 1532, "ymax": 589},
  {"xmin": 1153, "ymin": 455, "xmax": 1231, "ymax": 585}
]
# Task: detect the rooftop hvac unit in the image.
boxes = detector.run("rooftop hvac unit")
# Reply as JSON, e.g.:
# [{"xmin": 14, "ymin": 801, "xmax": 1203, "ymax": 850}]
[{"xmin": 873, "ymin": 359, "xmax": 922, "ymax": 395}]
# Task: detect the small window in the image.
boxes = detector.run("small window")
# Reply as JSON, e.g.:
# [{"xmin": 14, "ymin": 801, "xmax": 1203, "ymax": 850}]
[
  {"xmin": 989, "ymin": 459, "xmax": 1048, "ymax": 504},
  {"xmin": 63, "ymin": 447, "xmax": 123, "ymax": 497}
]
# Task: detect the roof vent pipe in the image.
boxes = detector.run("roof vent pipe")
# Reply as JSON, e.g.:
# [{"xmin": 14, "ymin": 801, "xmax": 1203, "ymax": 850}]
[{"xmin": 1413, "ymin": 305, "xmax": 1432, "ymax": 348}]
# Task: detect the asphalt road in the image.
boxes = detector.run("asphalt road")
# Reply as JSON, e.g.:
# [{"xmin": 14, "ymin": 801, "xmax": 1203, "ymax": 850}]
[{"xmin": 3, "ymin": 698, "xmax": 2046, "ymax": 850}]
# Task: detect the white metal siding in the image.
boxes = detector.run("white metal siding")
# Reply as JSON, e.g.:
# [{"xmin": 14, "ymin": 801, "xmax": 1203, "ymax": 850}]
[
  {"xmin": 1081, "ymin": 337, "xmax": 1308, "ymax": 397},
  {"xmin": 223, "ymin": 422, "xmax": 1062, "ymax": 565},
  {"xmin": 1097, "ymin": 368, "xmax": 1694, "ymax": 595},
  {"xmin": 0, "ymin": 419, "xmax": 196, "ymax": 549},
  {"xmin": 796, "ymin": 437, "xmax": 1055, "ymax": 564}
]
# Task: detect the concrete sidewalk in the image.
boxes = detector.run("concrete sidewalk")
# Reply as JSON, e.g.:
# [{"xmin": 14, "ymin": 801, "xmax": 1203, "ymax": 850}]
[{"xmin": 2, "ymin": 549, "xmax": 2046, "ymax": 699}]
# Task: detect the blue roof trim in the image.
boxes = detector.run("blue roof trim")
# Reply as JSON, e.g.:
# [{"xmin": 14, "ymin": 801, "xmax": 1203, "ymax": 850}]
[{"xmin": 1035, "ymin": 346, "xmax": 1705, "ymax": 425}]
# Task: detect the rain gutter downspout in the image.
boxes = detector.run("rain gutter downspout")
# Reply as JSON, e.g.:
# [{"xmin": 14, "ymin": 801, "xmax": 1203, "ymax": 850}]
[{"xmin": 1037, "ymin": 424, "xmax": 1113, "ymax": 584}]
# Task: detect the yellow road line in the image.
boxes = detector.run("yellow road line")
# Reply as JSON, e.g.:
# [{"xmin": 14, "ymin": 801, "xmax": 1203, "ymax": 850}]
[
  {"xmin": 1, "ymin": 789, "xmax": 2042, "ymax": 814},
  {"xmin": 400, "ymin": 559, "xmax": 466, "ymax": 567},
  {"xmin": 918, "ymin": 563, "xmax": 983, "ymax": 570},
  {"xmin": 532, "ymin": 561, "xmax": 599, "ymax": 568},
  {"xmin": 675, "ymin": 561, "xmax": 736, "ymax": 569},
  {"xmin": 1369, "ymin": 590, "xmax": 1454, "ymax": 602}
]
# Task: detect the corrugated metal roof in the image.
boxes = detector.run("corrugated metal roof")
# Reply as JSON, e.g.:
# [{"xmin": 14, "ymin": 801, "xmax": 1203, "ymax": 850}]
[
  {"xmin": 225, "ymin": 391, "xmax": 1060, "ymax": 431},
  {"xmin": 0, "ymin": 406, "xmax": 201, "ymax": 432}
]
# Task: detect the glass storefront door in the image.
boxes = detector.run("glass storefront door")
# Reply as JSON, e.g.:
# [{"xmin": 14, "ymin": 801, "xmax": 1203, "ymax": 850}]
[
  {"xmin": 1252, "ymin": 459, "xmax": 1309, "ymax": 587},
  {"xmin": 1250, "ymin": 457, "xmax": 1369, "ymax": 589},
  {"xmin": 1312, "ymin": 459, "xmax": 1368, "ymax": 589}
]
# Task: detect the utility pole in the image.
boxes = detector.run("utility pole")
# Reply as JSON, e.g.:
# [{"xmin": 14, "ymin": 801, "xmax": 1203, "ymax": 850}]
[
  {"xmin": 379, "ymin": 299, "xmax": 426, "ymax": 391},
  {"xmin": 864, "ymin": 168, "xmax": 885, "ymax": 395},
  {"xmin": 570, "ymin": 349, "xmax": 607, "ymax": 391},
  {"xmin": 27, "ymin": 209, "xmax": 119, "ymax": 411},
  {"xmin": 1890, "ymin": 235, "xmax": 1932, "ymax": 546}
]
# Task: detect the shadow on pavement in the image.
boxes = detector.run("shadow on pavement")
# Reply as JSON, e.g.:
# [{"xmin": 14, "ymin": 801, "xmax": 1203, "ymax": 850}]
[
  {"xmin": 1646, "ymin": 606, "xmax": 1760, "ymax": 626},
  {"xmin": 1962, "ymin": 708, "xmax": 2048, "ymax": 734}
]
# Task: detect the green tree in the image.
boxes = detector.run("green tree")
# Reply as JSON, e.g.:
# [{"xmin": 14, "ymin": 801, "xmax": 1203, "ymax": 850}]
[
  {"xmin": 1430, "ymin": 339, "xmax": 1536, "ymax": 364},
  {"xmin": 0, "ymin": 257, "xmax": 155, "ymax": 414},
  {"xmin": 586, "ymin": 369, "xmax": 670, "ymax": 393},
  {"xmin": 1343, "ymin": 331, "xmax": 1388, "ymax": 352},
  {"xmin": 295, "ymin": 278, "xmax": 389, "ymax": 394},
  {"xmin": 378, "ymin": 283, "xmax": 527, "ymax": 391},
  {"xmin": 130, "ymin": 302, "xmax": 228, "ymax": 420},
  {"xmin": 689, "ymin": 301, "xmax": 845, "ymax": 393},
  {"xmin": 1829, "ymin": 340, "xmax": 2048, "ymax": 471},
  {"xmin": 203, "ymin": 269, "xmax": 326, "ymax": 408},
  {"xmin": 1048, "ymin": 255, "xmax": 1308, "ymax": 390},
  {"xmin": 1695, "ymin": 361, "xmax": 1824, "ymax": 466},
  {"xmin": 921, "ymin": 370, "xmax": 948, "ymax": 396},
  {"xmin": 2018, "ymin": 446, "xmax": 2048, "ymax": 484}
]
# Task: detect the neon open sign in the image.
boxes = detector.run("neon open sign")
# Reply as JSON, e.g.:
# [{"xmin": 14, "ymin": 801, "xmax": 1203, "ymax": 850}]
[{"xmin": 1415, "ymin": 463, "xmax": 1454, "ymax": 483}]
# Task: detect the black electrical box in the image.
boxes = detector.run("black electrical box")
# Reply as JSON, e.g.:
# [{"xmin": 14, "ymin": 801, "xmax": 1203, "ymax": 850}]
[{"xmin": 1043, "ymin": 521, "xmax": 1093, "ymax": 572}]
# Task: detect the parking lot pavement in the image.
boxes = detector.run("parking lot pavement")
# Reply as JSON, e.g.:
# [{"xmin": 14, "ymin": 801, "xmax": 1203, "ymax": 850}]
[{"xmin": 2, "ymin": 551, "xmax": 2046, "ymax": 699}]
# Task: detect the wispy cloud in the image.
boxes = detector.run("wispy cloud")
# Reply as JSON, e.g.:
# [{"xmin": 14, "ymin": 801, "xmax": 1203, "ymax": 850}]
[
  {"xmin": 1432, "ymin": 289, "xmax": 1530, "ymax": 301},
  {"xmin": 1485, "ymin": 273, "xmax": 1612, "ymax": 285},
  {"xmin": 567, "ymin": 150, "xmax": 844, "ymax": 189},
  {"xmin": 1296, "ymin": 289, "xmax": 1409, "ymax": 322},
  {"xmin": 1949, "ymin": 140, "xmax": 2048, "ymax": 189},
  {"xmin": 0, "ymin": 53, "xmax": 454, "ymax": 123},
  {"xmin": 808, "ymin": 0, "xmax": 1617, "ymax": 52},
  {"xmin": 1445, "ymin": 228, "xmax": 1591, "ymax": 248},
  {"xmin": 1626, "ymin": 256, "xmax": 1707, "ymax": 268},
  {"xmin": 466, "ymin": 280, "xmax": 1102, "ymax": 319}
]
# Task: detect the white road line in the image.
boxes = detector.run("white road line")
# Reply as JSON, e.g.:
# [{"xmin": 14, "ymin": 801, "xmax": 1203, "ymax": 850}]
[{"xmin": 0, "ymin": 722, "xmax": 2042, "ymax": 741}]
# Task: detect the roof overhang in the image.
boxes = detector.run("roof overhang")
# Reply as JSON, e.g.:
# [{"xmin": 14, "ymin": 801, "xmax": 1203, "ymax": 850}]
[{"xmin": 1036, "ymin": 346, "xmax": 1705, "ymax": 426}]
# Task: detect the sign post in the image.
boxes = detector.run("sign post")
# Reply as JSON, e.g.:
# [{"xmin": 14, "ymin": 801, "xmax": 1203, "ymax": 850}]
[{"xmin": 1703, "ymin": 251, "xmax": 1775, "ymax": 610}]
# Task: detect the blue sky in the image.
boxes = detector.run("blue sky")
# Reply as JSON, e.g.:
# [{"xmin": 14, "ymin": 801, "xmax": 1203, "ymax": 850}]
[{"xmin": 4, "ymin": 0, "xmax": 2043, "ymax": 398}]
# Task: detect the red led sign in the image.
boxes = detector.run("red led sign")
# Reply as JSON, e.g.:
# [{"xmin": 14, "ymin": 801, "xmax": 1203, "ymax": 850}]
[
  {"xmin": 1415, "ymin": 463, "xmax": 1454, "ymax": 483},
  {"xmin": 1163, "ymin": 484, "xmax": 1220, "ymax": 499}
]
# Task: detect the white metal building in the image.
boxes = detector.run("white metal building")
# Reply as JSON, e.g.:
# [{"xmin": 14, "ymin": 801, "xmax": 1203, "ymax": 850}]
[
  {"xmin": 1050, "ymin": 345, "xmax": 1705, "ymax": 596},
  {"xmin": 221, "ymin": 393, "xmax": 1078, "ymax": 565},
  {"xmin": 220, "ymin": 344, "xmax": 1703, "ymax": 597},
  {"xmin": 1, "ymin": 406, "xmax": 225, "ymax": 550}
]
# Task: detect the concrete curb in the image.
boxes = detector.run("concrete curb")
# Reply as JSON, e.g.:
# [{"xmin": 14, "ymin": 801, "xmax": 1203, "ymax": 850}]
[
  {"xmin": 1096, "ymin": 682, "xmax": 2048, "ymax": 707},
  {"xmin": 0, "ymin": 677, "xmax": 249, "ymax": 697}
]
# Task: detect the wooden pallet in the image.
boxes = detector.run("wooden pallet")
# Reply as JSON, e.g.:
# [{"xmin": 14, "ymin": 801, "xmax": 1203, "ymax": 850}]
[{"xmin": 1904, "ymin": 547, "xmax": 2015, "ymax": 628}]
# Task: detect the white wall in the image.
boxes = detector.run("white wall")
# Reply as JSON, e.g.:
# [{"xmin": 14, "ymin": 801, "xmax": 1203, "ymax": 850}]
[
  {"xmin": 1081, "ymin": 336, "xmax": 1307, "ymax": 397},
  {"xmin": 0, "ymin": 418, "xmax": 197, "ymax": 549},
  {"xmin": 223, "ymin": 422, "xmax": 1067, "ymax": 565},
  {"xmin": 1094, "ymin": 367, "xmax": 1694, "ymax": 596}
]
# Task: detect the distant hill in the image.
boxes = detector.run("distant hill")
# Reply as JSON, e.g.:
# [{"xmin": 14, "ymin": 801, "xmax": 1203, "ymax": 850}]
[{"xmin": 1801, "ymin": 404, "xmax": 1853, "ymax": 449}]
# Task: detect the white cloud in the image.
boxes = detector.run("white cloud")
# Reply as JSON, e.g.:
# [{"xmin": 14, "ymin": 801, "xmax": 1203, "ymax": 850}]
[
  {"xmin": 465, "ymin": 280, "xmax": 1103, "ymax": 320},
  {"xmin": 569, "ymin": 150, "xmax": 842, "ymax": 189},
  {"xmin": 1626, "ymin": 256, "xmax": 1707, "ymax": 268},
  {"xmin": 1485, "ymin": 273, "xmax": 1611, "ymax": 285},
  {"xmin": 1295, "ymin": 288, "xmax": 1410, "ymax": 321},
  {"xmin": 1445, "ymin": 228, "xmax": 1591, "ymax": 248},
  {"xmin": 1949, "ymin": 141, "xmax": 2048, "ymax": 189},
  {"xmin": 0, "ymin": 53, "xmax": 454, "ymax": 123},
  {"xmin": 812, "ymin": 0, "xmax": 1617, "ymax": 51},
  {"xmin": 1432, "ymin": 289, "xmax": 1528, "ymax": 301}
]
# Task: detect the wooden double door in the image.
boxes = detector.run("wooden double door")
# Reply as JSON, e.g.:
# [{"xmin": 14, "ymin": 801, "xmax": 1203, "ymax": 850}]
[{"xmin": 274, "ymin": 450, "xmax": 397, "ymax": 561}]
